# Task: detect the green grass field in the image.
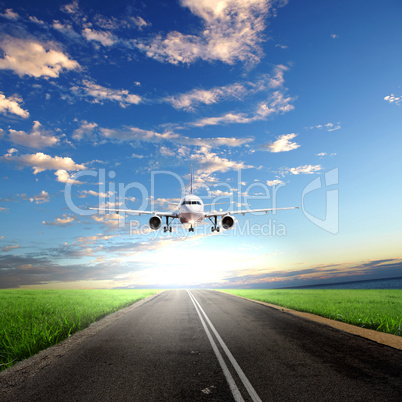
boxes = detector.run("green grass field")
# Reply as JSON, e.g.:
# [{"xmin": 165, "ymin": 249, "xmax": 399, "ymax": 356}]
[
  {"xmin": 0, "ymin": 289, "xmax": 157, "ymax": 371},
  {"xmin": 220, "ymin": 289, "xmax": 402, "ymax": 336}
]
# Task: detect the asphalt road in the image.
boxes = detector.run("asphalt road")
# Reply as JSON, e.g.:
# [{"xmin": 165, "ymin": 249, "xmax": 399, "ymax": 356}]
[{"xmin": 1, "ymin": 290, "xmax": 401, "ymax": 401}]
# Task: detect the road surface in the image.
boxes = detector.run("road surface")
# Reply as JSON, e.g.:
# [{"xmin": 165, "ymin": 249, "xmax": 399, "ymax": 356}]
[{"xmin": 1, "ymin": 290, "xmax": 401, "ymax": 401}]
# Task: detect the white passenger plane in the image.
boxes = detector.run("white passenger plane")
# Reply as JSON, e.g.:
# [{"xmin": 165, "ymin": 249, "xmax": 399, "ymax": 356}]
[{"xmin": 90, "ymin": 170, "xmax": 298, "ymax": 233}]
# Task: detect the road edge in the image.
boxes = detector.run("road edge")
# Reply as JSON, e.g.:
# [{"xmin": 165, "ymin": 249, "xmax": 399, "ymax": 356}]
[
  {"xmin": 215, "ymin": 290, "xmax": 402, "ymax": 351},
  {"xmin": 0, "ymin": 291, "xmax": 165, "ymax": 391}
]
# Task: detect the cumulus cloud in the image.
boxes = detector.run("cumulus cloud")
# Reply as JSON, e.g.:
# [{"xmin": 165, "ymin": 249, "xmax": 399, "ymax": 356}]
[
  {"xmin": 130, "ymin": 16, "xmax": 151, "ymax": 30},
  {"xmin": 0, "ymin": 149, "xmax": 86, "ymax": 174},
  {"xmin": 72, "ymin": 121, "xmax": 98, "ymax": 140},
  {"xmin": 43, "ymin": 214, "xmax": 77, "ymax": 226},
  {"xmin": 261, "ymin": 133, "xmax": 300, "ymax": 153},
  {"xmin": 287, "ymin": 164, "xmax": 322, "ymax": 175},
  {"xmin": 55, "ymin": 169, "xmax": 84, "ymax": 184},
  {"xmin": 61, "ymin": 1, "xmax": 80, "ymax": 15},
  {"xmin": 1, "ymin": 9, "xmax": 19, "ymax": 20},
  {"xmin": 134, "ymin": 0, "xmax": 285, "ymax": 66},
  {"xmin": 384, "ymin": 94, "xmax": 401, "ymax": 105},
  {"xmin": 8, "ymin": 121, "xmax": 59, "ymax": 149},
  {"xmin": 190, "ymin": 147, "xmax": 252, "ymax": 180},
  {"xmin": 266, "ymin": 179, "xmax": 283, "ymax": 186},
  {"xmin": 91, "ymin": 213, "xmax": 125, "ymax": 228},
  {"xmin": 268, "ymin": 64, "xmax": 288, "ymax": 88},
  {"xmin": 192, "ymin": 112, "xmax": 252, "ymax": 127},
  {"xmin": 79, "ymin": 190, "xmax": 114, "ymax": 198},
  {"xmin": 71, "ymin": 80, "xmax": 141, "ymax": 107},
  {"xmin": 166, "ymin": 83, "xmax": 247, "ymax": 111},
  {"xmin": 82, "ymin": 28, "xmax": 117, "ymax": 46},
  {"xmin": 0, "ymin": 93, "xmax": 29, "ymax": 118},
  {"xmin": 29, "ymin": 190, "xmax": 50, "ymax": 204},
  {"xmin": 0, "ymin": 37, "xmax": 80, "ymax": 78}
]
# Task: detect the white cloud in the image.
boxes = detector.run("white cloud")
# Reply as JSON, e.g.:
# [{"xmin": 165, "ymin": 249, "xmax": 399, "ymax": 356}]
[
  {"xmin": 192, "ymin": 90, "xmax": 295, "ymax": 127},
  {"xmin": 0, "ymin": 37, "xmax": 80, "ymax": 78},
  {"xmin": 72, "ymin": 121, "xmax": 98, "ymax": 140},
  {"xmin": 82, "ymin": 28, "xmax": 117, "ymax": 47},
  {"xmin": 9, "ymin": 121, "xmax": 59, "ymax": 149},
  {"xmin": 131, "ymin": 153, "xmax": 144, "ymax": 159},
  {"xmin": 288, "ymin": 164, "xmax": 322, "ymax": 175},
  {"xmin": 30, "ymin": 190, "xmax": 50, "ymax": 204},
  {"xmin": 1, "ymin": 244, "xmax": 20, "ymax": 253},
  {"xmin": 160, "ymin": 146, "xmax": 176, "ymax": 157},
  {"xmin": 0, "ymin": 150, "xmax": 86, "ymax": 174},
  {"xmin": 190, "ymin": 147, "xmax": 252, "ymax": 179},
  {"xmin": 384, "ymin": 94, "xmax": 401, "ymax": 105},
  {"xmin": 268, "ymin": 64, "xmax": 288, "ymax": 88},
  {"xmin": 266, "ymin": 179, "xmax": 283, "ymax": 186},
  {"xmin": 55, "ymin": 169, "xmax": 70, "ymax": 183},
  {"xmin": 166, "ymin": 83, "xmax": 247, "ymax": 111},
  {"xmin": 71, "ymin": 80, "xmax": 142, "ymax": 107},
  {"xmin": 91, "ymin": 213, "xmax": 124, "ymax": 228},
  {"xmin": 261, "ymin": 133, "xmax": 300, "ymax": 153},
  {"xmin": 192, "ymin": 112, "xmax": 252, "ymax": 127},
  {"xmin": 1, "ymin": 9, "xmax": 19, "ymax": 20},
  {"xmin": 166, "ymin": 67, "xmax": 289, "ymax": 111},
  {"xmin": 29, "ymin": 16, "xmax": 45, "ymax": 25},
  {"xmin": 326, "ymin": 123, "xmax": 341, "ymax": 132},
  {"xmin": 99, "ymin": 126, "xmax": 252, "ymax": 148},
  {"xmin": 134, "ymin": 0, "xmax": 284, "ymax": 65},
  {"xmin": 306, "ymin": 122, "xmax": 341, "ymax": 132},
  {"xmin": 130, "ymin": 16, "xmax": 151, "ymax": 30},
  {"xmin": 43, "ymin": 214, "xmax": 77, "ymax": 226},
  {"xmin": 61, "ymin": 1, "xmax": 80, "ymax": 14},
  {"xmin": 79, "ymin": 190, "xmax": 114, "ymax": 198},
  {"xmin": 256, "ymin": 91, "xmax": 295, "ymax": 117},
  {"xmin": 0, "ymin": 93, "xmax": 29, "ymax": 118}
]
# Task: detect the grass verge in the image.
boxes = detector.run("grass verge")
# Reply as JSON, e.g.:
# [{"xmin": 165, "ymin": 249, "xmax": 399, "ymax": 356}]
[
  {"xmin": 219, "ymin": 289, "xmax": 401, "ymax": 336},
  {"xmin": 0, "ymin": 289, "xmax": 158, "ymax": 371}
]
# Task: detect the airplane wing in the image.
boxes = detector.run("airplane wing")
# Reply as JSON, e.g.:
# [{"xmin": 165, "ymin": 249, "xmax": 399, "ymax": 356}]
[
  {"xmin": 204, "ymin": 206, "xmax": 298, "ymax": 218},
  {"xmin": 88, "ymin": 207, "xmax": 178, "ymax": 218}
]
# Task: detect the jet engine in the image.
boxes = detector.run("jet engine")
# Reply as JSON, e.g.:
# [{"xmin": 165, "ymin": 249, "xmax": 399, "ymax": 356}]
[
  {"xmin": 149, "ymin": 215, "xmax": 162, "ymax": 230},
  {"xmin": 221, "ymin": 215, "xmax": 235, "ymax": 230}
]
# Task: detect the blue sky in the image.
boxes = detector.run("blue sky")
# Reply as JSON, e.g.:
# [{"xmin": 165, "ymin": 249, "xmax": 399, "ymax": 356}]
[{"xmin": 0, "ymin": 0, "xmax": 401, "ymax": 289}]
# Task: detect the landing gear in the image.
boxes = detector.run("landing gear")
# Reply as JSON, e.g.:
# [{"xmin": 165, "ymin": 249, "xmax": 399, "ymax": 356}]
[
  {"xmin": 189, "ymin": 225, "xmax": 194, "ymax": 232},
  {"xmin": 163, "ymin": 216, "xmax": 174, "ymax": 233},
  {"xmin": 208, "ymin": 216, "xmax": 220, "ymax": 232}
]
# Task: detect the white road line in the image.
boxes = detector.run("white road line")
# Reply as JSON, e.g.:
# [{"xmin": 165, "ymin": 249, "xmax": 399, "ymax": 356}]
[
  {"xmin": 186, "ymin": 290, "xmax": 244, "ymax": 402},
  {"xmin": 187, "ymin": 290, "xmax": 262, "ymax": 402}
]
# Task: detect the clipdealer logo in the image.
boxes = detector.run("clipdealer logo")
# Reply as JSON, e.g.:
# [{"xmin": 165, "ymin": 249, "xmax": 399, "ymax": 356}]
[{"xmin": 301, "ymin": 168, "xmax": 339, "ymax": 234}]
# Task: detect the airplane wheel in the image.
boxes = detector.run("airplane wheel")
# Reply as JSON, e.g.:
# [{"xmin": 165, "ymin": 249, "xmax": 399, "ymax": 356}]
[
  {"xmin": 169, "ymin": 227, "xmax": 172, "ymax": 232},
  {"xmin": 217, "ymin": 227, "xmax": 220, "ymax": 232},
  {"xmin": 211, "ymin": 227, "xmax": 215, "ymax": 232}
]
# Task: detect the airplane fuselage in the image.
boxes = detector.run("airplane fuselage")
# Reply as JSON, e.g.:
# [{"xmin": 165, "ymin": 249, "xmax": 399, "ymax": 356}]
[{"xmin": 178, "ymin": 194, "xmax": 205, "ymax": 225}]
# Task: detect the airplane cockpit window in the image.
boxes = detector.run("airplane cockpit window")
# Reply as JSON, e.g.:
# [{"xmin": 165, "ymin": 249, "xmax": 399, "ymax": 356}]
[{"xmin": 181, "ymin": 200, "xmax": 202, "ymax": 205}]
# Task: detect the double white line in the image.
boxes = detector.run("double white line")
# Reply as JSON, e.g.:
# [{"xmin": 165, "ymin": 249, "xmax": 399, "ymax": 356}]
[{"xmin": 187, "ymin": 290, "xmax": 262, "ymax": 402}]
